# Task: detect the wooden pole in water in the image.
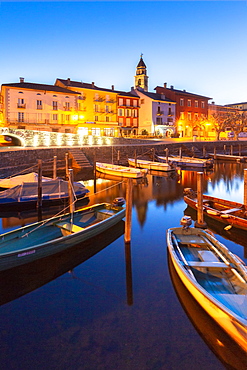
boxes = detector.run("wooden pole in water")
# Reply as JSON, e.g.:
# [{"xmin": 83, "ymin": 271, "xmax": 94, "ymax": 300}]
[
  {"xmin": 192, "ymin": 146, "xmax": 195, "ymax": 158},
  {"xmin": 195, "ymin": 172, "xmax": 207, "ymax": 228},
  {"xmin": 68, "ymin": 168, "xmax": 75, "ymax": 214},
  {"xmin": 244, "ymin": 169, "xmax": 247, "ymax": 205},
  {"xmin": 93, "ymin": 152, "xmax": 97, "ymax": 194},
  {"xmin": 239, "ymin": 144, "xmax": 241, "ymax": 156},
  {"xmin": 134, "ymin": 150, "xmax": 137, "ymax": 167},
  {"xmin": 65, "ymin": 152, "xmax": 69, "ymax": 180},
  {"xmin": 165, "ymin": 147, "xmax": 169, "ymax": 163},
  {"xmin": 117, "ymin": 150, "xmax": 120, "ymax": 165},
  {"xmin": 112, "ymin": 146, "xmax": 114, "ymax": 164},
  {"xmin": 53, "ymin": 155, "xmax": 57, "ymax": 179},
  {"xmin": 214, "ymin": 146, "xmax": 216, "ymax": 160},
  {"xmin": 37, "ymin": 159, "xmax": 42, "ymax": 209},
  {"xmin": 230, "ymin": 145, "xmax": 233, "ymax": 156},
  {"xmin": 152, "ymin": 148, "xmax": 155, "ymax": 161},
  {"xmin": 125, "ymin": 178, "xmax": 133, "ymax": 243},
  {"xmin": 203, "ymin": 146, "xmax": 206, "ymax": 158},
  {"xmin": 179, "ymin": 146, "xmax": 182, "ymax": 159},
  {"xmin": 224, "ymin": 145, "xmax": 226, "ymax": 155}
]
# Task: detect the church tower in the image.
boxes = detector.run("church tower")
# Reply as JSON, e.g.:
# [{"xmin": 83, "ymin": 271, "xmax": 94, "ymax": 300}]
[{"xmin": 134, "ymin": 54, "xmax": 148, "ymax": 91}]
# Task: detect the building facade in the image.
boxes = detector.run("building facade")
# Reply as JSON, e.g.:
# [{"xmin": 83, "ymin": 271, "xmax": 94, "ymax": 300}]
[
  {"xmin": 133, "ymin": 89, "xmax": 176, "ymax": 136},
  {"xmin": 0, "ymin": 79, "xmax": 79, "ymax": 133},
  {"xmin": 117, "ymin": 92, "xmax": 139, "ymax": 136},
  {"xmin": 155, "ymin": 84, "xmax": 211, "ymax": 137}
]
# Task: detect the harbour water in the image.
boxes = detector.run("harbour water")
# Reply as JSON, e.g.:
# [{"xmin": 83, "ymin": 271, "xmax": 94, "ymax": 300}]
[{"xmin": 0, "ymin": 162, "xmax": 246, "ymax": 369}]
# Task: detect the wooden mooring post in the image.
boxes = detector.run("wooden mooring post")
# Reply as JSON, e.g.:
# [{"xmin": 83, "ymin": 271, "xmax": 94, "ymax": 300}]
[
  {"xmin": 125, "ymin": 178, "xmax": 133, "ymax": 243},
  {"xmin": 37, "ymin": 159, "xmax": 42, "ymax": 209},
  {"xmin": 53, "ymin": 155, "xmax": 57, "ymax": 179},
  {"xmin": 165, "ymin": 147, "xmax": 169, "ymax": 163},
  {"xmin": 68, "ymin": 168, "xmax": 75, "ymax": 215},
  {"xmin": 194, "ymin": 172, "xmax": 207, "ymax": 228},
  {"xmin": 65, "ymin": 153, "xmax": 69, "ymax": 180},
  {"xmin": 244, "ymin": 169, "xmax": 247, "ymax": 205}
]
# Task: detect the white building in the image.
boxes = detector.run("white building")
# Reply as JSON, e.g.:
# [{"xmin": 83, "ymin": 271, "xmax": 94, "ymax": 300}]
[{"xmin": 133, "ymin": 88, "xmax": 176, "ymax": 136}]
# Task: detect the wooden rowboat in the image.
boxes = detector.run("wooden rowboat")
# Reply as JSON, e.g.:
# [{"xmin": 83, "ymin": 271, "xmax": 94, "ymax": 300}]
[
  {"xmin": 167, "ymin": 216, "xmax": 247, "ymax": 353},
  {"xmin": 184, "ymin": 189, "xmax": 247, "ymax": 231},
  {"xmin": 128, "ymin": 158, "xmax": 175, "ymax": 172},
  {"xmin": 157, "ymin": 155, "xmax": 213, "ymax": 168},
  {"xmin": 0, "ymin": 201, "xmax": 125, "ymax": 271},
  {"xmin": 96, "ymin": 162, "xmax": 148, "ymax": 178}
]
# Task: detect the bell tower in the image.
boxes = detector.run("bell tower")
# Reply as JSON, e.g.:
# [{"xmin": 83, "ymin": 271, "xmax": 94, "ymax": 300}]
[{"xmin": 134, "ymin": 54, "xmax": 148, "ymax": 91}]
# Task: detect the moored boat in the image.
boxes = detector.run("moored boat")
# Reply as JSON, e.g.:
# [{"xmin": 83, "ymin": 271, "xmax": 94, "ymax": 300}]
[
  {"xmin": 0, "ymin": 201, "xmax": 125, "ymax": 271},
  {"xmin": 96, "ymin": 162, "xmax": 148, "ymax": 178},
  {"xmin": 0, "ymin": 172, "xmax": 52, "ymax": 189},
  {"xmin": 167, "ymin": 216, "xmax": 247, "ymax": 353},
  {"xmin": 128, "ymin": 158, "xmax": 175, "ymax": 172},
  {"xmin": 184, "ymin": 188, "xmax": 247, "ymax": 231},
  {"xmin": 157, "ymin": 155, "xmax": 213, "ymax": 168}
]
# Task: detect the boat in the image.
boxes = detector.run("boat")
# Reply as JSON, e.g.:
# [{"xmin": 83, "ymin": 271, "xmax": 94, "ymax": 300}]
[
  {"xmin": 157, "ymin": 155, "xmax": 213, "ymax": 168},
  {"xmin": 0, "ymin": 178, "xmax": 89, "ymax": 210},
  {"xmin": 128, "ymin": 158, "xmax": 175, "ymax": 172},
  {"xmin": 0, "ymin": 220, "xmax": 125, "ymax": 306},
  {"xmin": 184, "ymin": 188, "xmax": 247, "ymax": 231},
  {"xmin": 0, "ymin": 172, "xmax": 52, "ymax": 189},
  {"xmin": 208, "ymin": 153, "xmax": 247, "ymax": 162},
  {"xmin": 96, "ymin": 162, "xmax": 148, "ymax": 178},
  {"xmin": 0, "ymin": 200, "xmax": 125, "ymax": 271},
  {"xmin": 168, "ymin": 251, "xmax": 247, "ymax": 369},
  {"xmin": 167, "ymin": 216, "xmax": 247, "ymax": 353}
]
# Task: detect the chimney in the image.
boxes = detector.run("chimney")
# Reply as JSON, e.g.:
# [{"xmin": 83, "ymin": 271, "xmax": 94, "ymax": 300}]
[
  {"xmin": 92, "ymin": 82, "xmax": 95, "ymax": 87},
  {"xmin": 164, "ymin": 82, "xmax": 167, "ymax": 88},
  {"xmin": 112, "ymin": 85, "xmax": 114, "ymax": 90},
  {"xmin": 67, "ymin": 78, "xmax": 70, "ymax": 85},
  {"xmin": 19, "ymin": 77, "xmax": 24, "ymax": 83},
  {"xmin": 170, "ymin": 85, "xmax": 174, "ymax": 90},
  {"xmin": 183, "ymin": 89, "xmax": 186, "ymax": 92}
]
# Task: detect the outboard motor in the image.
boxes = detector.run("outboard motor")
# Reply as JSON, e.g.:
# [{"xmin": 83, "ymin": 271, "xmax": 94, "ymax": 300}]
[
  {"xmin": 112, "ymin": 197, "xmax": 125, "ymax": 206},
  {"xmin": 180, "ymin": 215, "xmax": 192, "ymax": 229},
  {"xmin": 183, "ymin": 188, "xmax": 196, "ymax": 197}
]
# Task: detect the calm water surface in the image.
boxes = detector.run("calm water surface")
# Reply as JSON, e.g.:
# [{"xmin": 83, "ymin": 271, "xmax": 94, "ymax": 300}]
[{"xmin": 0, "ymin": 162, "xmax": 247, "ymax": 370}]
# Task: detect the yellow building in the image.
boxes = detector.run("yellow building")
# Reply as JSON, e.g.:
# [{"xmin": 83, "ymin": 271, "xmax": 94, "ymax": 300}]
[{"xmin": 56, "ymin": 78, "xmax": 119, "ymax": 137}]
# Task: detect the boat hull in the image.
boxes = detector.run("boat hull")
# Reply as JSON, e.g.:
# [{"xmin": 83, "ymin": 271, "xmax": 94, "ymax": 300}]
[
  {"xmin": 0, "ymin": 203, "xmax": 125, "ymax": 271},
  {"xmin": 128, "ymin": 158, "xmax": 175, "ymax": 172},
  {"xmin": 158, "ymin": 155, "xmax": 213, "ymax": 168},
  {"xmin": 96, "ymin": 162, "xmax": 147, "ymax": 178},
  {"xmin": 184, "ymin": 194, "xmax": 247, "ymax": 231},
  {"xmin": 167, "ymin": 227, "xmax": 247, "ymax": 353}
]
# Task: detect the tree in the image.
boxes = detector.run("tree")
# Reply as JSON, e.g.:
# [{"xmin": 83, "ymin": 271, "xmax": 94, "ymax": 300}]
[{"xmin": 207, "ymin": 113, "xmax": 242, "ymax": 140}]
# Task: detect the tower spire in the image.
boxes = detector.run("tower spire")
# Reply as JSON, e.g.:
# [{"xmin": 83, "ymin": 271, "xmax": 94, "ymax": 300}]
[{"xmin": 134, "ymin": 55, "xmax": 148, "ymax": 91}]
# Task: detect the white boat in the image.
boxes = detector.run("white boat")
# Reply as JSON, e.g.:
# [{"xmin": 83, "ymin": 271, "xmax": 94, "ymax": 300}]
[
  {"xmin": 96, "ymin": 162, "xmax": 148, "ymax": 178},
  {"xmin": 167, "ymin": 216, "xmax": 247, "ymax": 353},
  {"xmin": 157, "ymin": 155, "xmax": 213, "ymax": 168},
  {"xmin": 0, "ymin": 172, "xmax": 52, "ymax": 189},
  {"xmin": 128, "ymin": 158, "xmax": 175, "ymax": 172}
]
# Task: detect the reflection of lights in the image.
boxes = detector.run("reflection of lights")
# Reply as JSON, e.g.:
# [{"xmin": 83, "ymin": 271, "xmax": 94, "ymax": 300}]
[
  {"xmin": 106, "ymin": 137, "xmax": 112, "ymax": 145},
  {"xmin": 66, "ymin": 134, "xmax": 74, "ymax": 146},
  {"xmin": 88, "ymin": 136, "xmax": 93, "ymax": 145},
  {"xmin": 44, "ymin": 133, "xmax": 50, "ymax": 147},
  {"xmin": 72, "ymin": 115, "xmax": 78, "ymax": 121},
  {"xmin": 216, "ymin": 339, "xmax": 224, "ymax": 347},
  {"xmin": 79, "ymin": 115, "xmax": 84, "ymax": 120}
]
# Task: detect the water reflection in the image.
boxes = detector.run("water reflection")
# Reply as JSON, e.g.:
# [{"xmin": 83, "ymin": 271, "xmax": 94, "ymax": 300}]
[
  {"xmin": 168, "ymin": 253, "xmax": 247, "ymax": 370},
  {"xmin": 0, "ymin": 221, "xmax": 124, "ymax": 307}
]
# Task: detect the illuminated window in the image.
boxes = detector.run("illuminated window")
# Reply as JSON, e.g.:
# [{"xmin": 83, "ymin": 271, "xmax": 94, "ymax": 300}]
[
  {"xmin": 133, "ymin": 100, "xmax": 138, "ymax": 107},
  {"xmin": 95, "ymin": 116, "xmax": 98, "ymax": 121},
  {"xmin": 180, "ymin": 98, "xmax": 184, "ymax": 106},
  {"xmin": 94, "ymin": 104, "xmax": 99, "ymax": 112},
  {"xmin": 126, "ymin": 118, "xmax": 131, "ymax": 125},
  {"xmin": 119, "ymin": 98, "xmax": 124, "ymax": 106},
  {"xmin": 53, "ymin": 114, "xmax": 58, "ymax": 121},
  {"xmin": 126, "ymin": 109, "xmax": 131, "ymax": 117},
  {"xmin": 156, "ymin": 117, "xmax": 162, "ymax": 124},
  {"xmin": 106, "ymin": 117, "xmax": 109, "ymax": 122},
  {"xmin": 118, "ymin": 109, "xmax": 123, "ymax": 116},
  {"xmin": 65, "ymin": 102, "xmax": 70, "ymax": 111},
  {"xmin": 187, "ymin": 99, "xmax": 191, "ymax": 107},
  {"xmin": 195, "ymin": 100, "xmax": 198, "ymax": 108},
  {"xmin": 105, "ymin": 105, "xmax": 109, "ymax": 113},
  {"xmin": 66, "ymin": 115, "xmax": 70, "ymax": 121},
  {"xmin": 180, "ymin": 112, "xmax": 185, "ymax": 119},
  {"xmin": 201, "ymin": 101, "xmax": 205, "ymax": 109},
  {"xmin": 126, "ymin": 99, "xmax": 130, "ymax": 106},
  {"xmin": 188, "ymin": 112, "xmax": 192, "ymax": 120}
]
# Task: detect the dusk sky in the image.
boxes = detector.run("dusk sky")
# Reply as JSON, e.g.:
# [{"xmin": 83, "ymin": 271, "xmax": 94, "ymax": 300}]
[{"xmin": 1, "ymin": 1, "xmax": 247, "ymax": 105}]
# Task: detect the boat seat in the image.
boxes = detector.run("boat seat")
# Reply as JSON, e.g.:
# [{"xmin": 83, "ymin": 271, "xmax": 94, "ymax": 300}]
[
  {"xmin": 220, "ymin": 208, "xmax": 241, "ymax": 214},
  {"xmin": 176, "ymin": 234, "xmax": 205, "ymax": 244},
  {"xmin": 54, "ymin": 222, "xmax": 84, "ymax": 233},
  {"xmin": 188, "ymin": 261, "xmax": 228, "ymax": 269},
  {"xmin": 198, "ymin": 250, "xmax": 219, "ymax": 262}
]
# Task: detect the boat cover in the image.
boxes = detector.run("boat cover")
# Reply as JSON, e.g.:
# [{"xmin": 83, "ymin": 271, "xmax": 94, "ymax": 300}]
[
  {"xmin": 0, "ymin": 179, "xmax": 89, "ymax": 204},
  {"xmin": 0, "ymin": 172, "xmax": 52, "ymax": 188}
]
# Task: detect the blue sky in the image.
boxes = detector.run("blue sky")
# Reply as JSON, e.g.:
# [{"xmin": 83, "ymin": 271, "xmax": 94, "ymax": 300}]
[{"xmin": 0, "ymin": 1, "xmax": 247, "ymax": 105}]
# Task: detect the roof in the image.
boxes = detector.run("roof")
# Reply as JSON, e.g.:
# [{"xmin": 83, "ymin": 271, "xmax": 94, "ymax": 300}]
[
  {"xmin": 1, "ymin": 82, "xmax": 80, "ymax": 95},
  {"xmin": 56, "ymin": 78, "xmax": 139, "ymax": 98},
  {"xmin": 137, "ymin": 56, "xmax": 146, "ymax": 69},
  {"xmin": 137, "ymin": 90, "xmax": 175, "ymax": 103},
  {"xmin": 155, "ymin": 85, "xmax": 212, "ymax": 100},
  {"xmin": 225, "ymin": 102, "xmax": 247, "ymax": 106}
]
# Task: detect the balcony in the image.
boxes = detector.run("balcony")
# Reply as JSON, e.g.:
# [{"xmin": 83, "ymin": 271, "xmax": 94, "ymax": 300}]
[
  {"xmin": 156, "ymin": 110, "xmax": 164, "ymax": 116},
  {"xmin": 105, "ymin": 99, "xmax": 116, "ymax": 104},
  {"xmin": 36, "ymin": 106, "xmax": 43, "ymax": 110},
  {"xmin": 94, "ymin": 96, "xmax": 105, "ymax": 102},
  {"xmin": 17, "ymin": 103, "xmax": 26, "ymax": 109}
]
